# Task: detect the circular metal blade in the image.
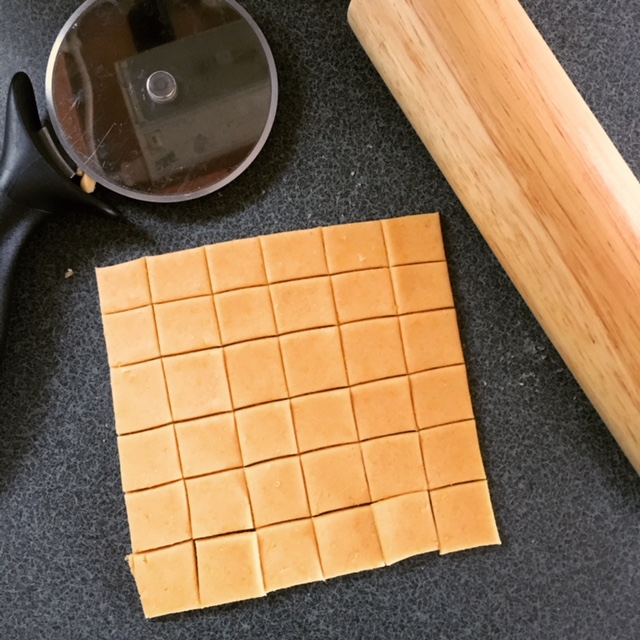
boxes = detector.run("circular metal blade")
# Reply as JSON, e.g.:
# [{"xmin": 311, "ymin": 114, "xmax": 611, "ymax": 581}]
[{"xmin": 46, "ymin": 0, "xmax": 278, "ymax": 202}]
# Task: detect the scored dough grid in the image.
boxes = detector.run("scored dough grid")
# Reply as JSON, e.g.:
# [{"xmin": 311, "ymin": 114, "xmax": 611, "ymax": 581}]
[{"xmin": 97, "ymin": 214, "xmax": 500, "ymax": 618}]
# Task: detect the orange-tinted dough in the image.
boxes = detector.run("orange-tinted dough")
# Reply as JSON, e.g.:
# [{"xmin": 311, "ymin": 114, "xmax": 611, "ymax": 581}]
[
  {"xmin": 206, "ymin": 237, "xmax": 267, "ymax": 293},
  {"xmin": 110, "ymin": 359, "xmax": 173, "ymax": 435},
  {"xmin": 197, "ymin": 532, "xmax": 266, "ymax": 607},
  {"xmin": 154, "ymin": 296, "xmax": 221, "ymax": 356},
  {"xmin": 102, "ymin": 306, "xmax": 160, "ymax": 367},
  {"xmin": 301, "ymin": 444, "xmax": 370, "ymax": 515},
  {"xmin": 147, "ymin": 247, "xmax": 212, "ymax": 303},
  {"xmin": 322, "ymin": 220, "xmax": 387, "ymax": 273},
  {"xmin": 361, "ymin": 432, "xmax": 427, "ymax": 501},
  {"xmin": 331, "ymin": 268, "xmax": 397, "ymax": 324},
  {"xmin": 313, "ymin": 505, "xmax": 384, "ymax": 579},
  {"xmin": 163, "ymin": 349, "xmax": 232, "ymax": 421},
  {"xmin": 124, "ymin": 480, "xmax": 192, "ymax": 553},
  {"xmin": 235, "ymin": 400, "xmax": 298, "ymax": 466},
  {"xmin": 118, "ymin": 425, "xmax": 182, "ymax": 492},
  {"xmin": 257, "ymin": 519, "xmax": 323, "ymax": 592},
  {"xmin": 391, "ymin": 263, "xmax": 454, "ymax": 314},
  {"xmin": 420, "ymin": 420, "xmax": 486, "ymax": 489},
  {"xmin": 430, "ymin": 480, "xmax": 501, "ymax": 554},
  {"xmin": 215, "ymin": 286, "xmax": 277, "ymax": 344},
  {"xmin": 96, "ymin": 258, "xmax": 151, "ymax": 314},
  {"xmin": 381, "ymin": 213, "xmax": 445, "ymax": 266},
  {"xmin": 270, "ymin": 277, "xmax": 337, "ymax": 334},
  {"xmin": 341, "ymin": 318, "xmax": 406, "ymax": 385},
  {"xmin": 261, "ymin": 228, "xmax": 328, "ymax": 283},
  {"xmin": 351, "ymin": 376, "xmax": 417, "ymax": 440},
  {"xmin": 372, "ymin": 492, "xmax": 439, "ymax": 564},
  {"xmin": 410, "ymin": 365, "xmax": 474, "ymax": 430},
  {"xmin": 245, "ymin": 457, "xmax": 310, "ymax": 528},
  {"xmin": 186, "ymin": 469, "xmax": 254, "ymax": 538},
  {"xmin": 291, "ymin": 388, "xmax": 358, "ymax": 452}
]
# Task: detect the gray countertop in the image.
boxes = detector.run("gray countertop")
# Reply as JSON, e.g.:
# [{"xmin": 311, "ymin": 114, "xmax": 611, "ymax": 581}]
[{"xmin": 1, "ymin": 1, "xmax": 639, "ymax": 638}]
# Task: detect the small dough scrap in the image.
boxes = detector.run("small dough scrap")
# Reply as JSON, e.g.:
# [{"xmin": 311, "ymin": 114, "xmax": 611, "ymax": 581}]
[
  {"xmin": 224, "ymin": 337, "xmax": 289, "ymax": 409},
  {"xmin": 420, "ymin": 420, "xmax": 486, "ymax": 489},
  {"xmin": 322, "ymin": 220, "xmax": 387, "ymax": 273},
  {"xmin": 96, "ymin": 258, "xmax": 151, "ymax": 314},
  {"xmin": 129, "ymin": 541, "xmax": 200, "ymax": 618},
  {"xmin": 301, "ymin": 444, "xmax": 370, "ymax": 515},
  {"xmin": 270, "ymin": 276, "xmax": 337, "ymax": 334},
  {"xmin": 175, "ymin": 413, "xmax": 242, "ymax": 478},
  {"xmin": 331, "ymin": 268, "xmax": 397, "ymax": 324},
  {"xmin": 410, "ymin": 365, "xmax": 474, "ymax": 429},
  {"xmin": 341, "ymin": 318, "xmax": 406, "ymax": 385},
  {"xmin": 102, "ymin": 305, "xmax": 160, "ymax": 367},
  {"xmin": 197, "ymin": 532, "xmax": 266, "ymax": 607},
  {"xmin": 235, "ymin": 400, "xmax": 298, "ymax": 466},
  {"xmin": 291, "ymin": 388, "xmax": 358, "ymax": 452},
  {"xmin": 118, "ymin": 425, "xmax": 182, "ymax": 492},
  {"xmin": 163, "ymin": 349, "xmax": 232, "ymax": 422},
  {"xmin": 147, "ymin": 247, "xmax": 211, "ymax": 303},
  {"xmin": 245, "ymin": 457, "xmax": 310, "ymax": 528},
  {"xmin": 154, "ymin": 296, "xmax": 221, "ymax": 356},
  {"xmin": 261, "ymin": 228, "xmax": 328, "ymax": 283},
  {"xmin": 351, "ymin": 376, "xmax": 417, "ymax": 440},
  {"xmin": 361, "ymin": 432, "xmax": 427, "ymax": 501},
  {"xmin": 381, "ymin": 213, "xmax": 445, "ymax": 265},
  {"xmin": 429, "ymin": 480, "xmax": 501, "ymax": 554},
  {"xmin": 372, "ymin": 492, "xmax": 439, "ymax": 564},
  {"xmin": 399, "ymin": 309, "xmax": 464, "ymax": 373},
  {"xmin": 186, "ymin": 469, "xmax": 254, "ymax": 538},
  {"xmin": 110, "ymin": 360, "xmax": 173, "ymax": 435},
  {"xmin": 206, "ymin": 237, "xmax": 267, "ymax": 293},
  {"xmin": 314, "ymin": 505, "xmax": 384, "ymax": 579},
  {"xmin": 215, "ymin": 286, "xmax": 277, "ymax": 344},
  {"xmin": 280, "ymin": 327, "xmax": 348, "ymax": 396},
  {"xmin": 391, "ymin": 263, "xmax": 454, "ymax": 315},
  {"xmin": 257, "ymin": 519, "xmax": 323, "ymax": 592},
  {"xmin": 124, "ymin": 480, "xmax": 192, "ymax": 553}
]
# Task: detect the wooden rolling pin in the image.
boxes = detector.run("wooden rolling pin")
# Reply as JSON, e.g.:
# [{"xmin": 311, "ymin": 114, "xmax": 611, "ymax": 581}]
[{"xmin": 348, "ymin": 0, "xmax": 640, "ymax": 474}]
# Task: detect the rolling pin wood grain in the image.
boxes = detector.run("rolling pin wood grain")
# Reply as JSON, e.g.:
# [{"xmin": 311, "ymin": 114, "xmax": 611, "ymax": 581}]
[{"xmin": 348, "ymin": 0, "xmax": 640, "ymax": 473}]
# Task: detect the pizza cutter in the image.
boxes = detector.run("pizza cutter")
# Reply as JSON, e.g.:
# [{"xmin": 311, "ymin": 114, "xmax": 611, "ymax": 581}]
[{"xmin": 0, "ymin": 0, "xmax": 278, "ymax": 355}]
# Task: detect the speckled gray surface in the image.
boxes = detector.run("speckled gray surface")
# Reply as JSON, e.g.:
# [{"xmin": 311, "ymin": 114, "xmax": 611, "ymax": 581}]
[{"xmin": 1, "ymin": 1, "xmax": 639, "ymax": 638}]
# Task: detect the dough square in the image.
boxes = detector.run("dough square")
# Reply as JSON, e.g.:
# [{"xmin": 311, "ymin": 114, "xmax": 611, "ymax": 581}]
[
  {"xmin": 261, "ymin": 228, "xmax": 328, "ymax": 283},
  {"xmin": 381, "ymin": 213, "xmax": 445, "ymax": 266},
  {"xmin": 351, "ymin": 376, "xmax": 417, "ymax": 440},
  {"xmin": 420, "ymin": 420, "xmax": 486, "ymax": 489},
  {"xmin": 215, "ymin": 286, "xmax": 277, "ymax": 345},
  {"xmin": 410, "ymin": 365, "xmax": 474, "ymax": 429},
  {"xmin": 163, "ymin": 349, "xmax": 232, "ymax": 422},
  {"xmin": 280, "ymin": 327, "xmax": 348, "ymax": 396},
  {"xmin": 124, "ymin": 480, "xmax": 192, "ymax": 553},
  {"xmin": 340, "ymin": 318, "xmax": 406, "ymax": 385},
  {"xmin": 102, "ymin": 306, "xmax": 160, "ymax": 367},
  {"xmin": 224, "ymin": 337, "xmax": 289, "ymax": 409},
  {"xmin": 147, "ymin": 247, "xmax": 212, "ymax": 303},
  {"xmin": 175, "ymin": 413, "xmax": 243, "ymax": 478},
  {"xmin": 235, "ymin": 400, "xmax": 298, "ymax": 466},
  {"xmin": 372, "ymin": 492, "xmax": 439, "ymax": 564},
  {"xmin": 206, "ymin": 237, "xmax": 267, "ymax": 293},
  {"xmin": 118, "ymin": 425, "xmax": 182, "ymax": 492},
  {"xmin": 301, "ymin": 444, "xmax": 370, "ymax": 515},
  {"xmin": 129, "ymin": 541, "xmax": 200, "ymax": 618},
  {"xmin": 96, "ymin": 258, "xmax": 151, "ymax": 314},
  {"xmin": 399, "ymin": 309, "xmax": 464, "ymax": 373},
  {"xmin": 430, "ymin": 480, "xmax": 501, "ymax": 554},
  {"xmin": 270, "ymin": 277, "xmax": 337, "ymax": 334},
  {"xmin": 331, "ymin": 268, "xmax": 397, "ymax": 324},
  {"xmin": 154, "ymin": 296, "xmax": 221, "ymax": 356},
  {"xmin": 391, "ymin": 262, "xmax": 454, "ymax": 315},
  {"xmin": 322, "ymin": 220, "xmax": 388, "ymax": 273},
  {"xmin": 291, "ymin": 388, "xmax": 358, "ymax": 452},
  {"xmin": 257, "ymin": 519, "xmax": 323, "ymax": 592},
  {"xmin": 185, "ymin": 469, "xmax": 254, "ymax": 539},
  {"xmin": 197, "ymin": 532, "xmax": 266, "ymax": 607},
  {"xmin": 313, "ymin": 505, "xmax": 384, "ymax": 579},
  {"xmin": 361, "ymin": 432, "xmax": 427, "ymax": 501},
  {"xmin": 110, "ymin": 359, "xmax": 173, "ymax": 435},
  {"xmin": 245, "ymin": 457, "xmax": 310, "ymax": 528}
]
